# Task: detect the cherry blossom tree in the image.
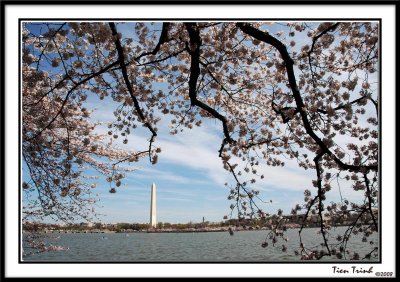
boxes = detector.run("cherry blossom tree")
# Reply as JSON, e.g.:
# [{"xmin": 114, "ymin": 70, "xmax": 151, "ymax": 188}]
[{"xmin": 22, "ymin": 21, "xmax": 378, "ymax": 260}]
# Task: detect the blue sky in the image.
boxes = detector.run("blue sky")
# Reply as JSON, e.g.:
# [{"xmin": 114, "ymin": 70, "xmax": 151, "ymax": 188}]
[{"xmin": 22, "ymin": 21, "xmax": 373, "ymax": 224}]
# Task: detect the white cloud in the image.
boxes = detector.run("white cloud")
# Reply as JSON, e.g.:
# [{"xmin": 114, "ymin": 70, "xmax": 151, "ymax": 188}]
[{"xmin": 132, "ymin": 167, "xmax": 202, "ymax": 185}]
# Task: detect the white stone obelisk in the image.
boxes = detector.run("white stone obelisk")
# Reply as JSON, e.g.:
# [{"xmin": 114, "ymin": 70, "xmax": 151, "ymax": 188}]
[{"xmin": 150, "ymin": 182, "xmax": 157, "ymax": 228}]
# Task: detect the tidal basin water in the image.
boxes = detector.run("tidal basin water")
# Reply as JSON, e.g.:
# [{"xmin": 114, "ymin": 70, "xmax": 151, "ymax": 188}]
[{"xmin": 23, "ymin": 227, "xmax": 378, "ymax": 262}]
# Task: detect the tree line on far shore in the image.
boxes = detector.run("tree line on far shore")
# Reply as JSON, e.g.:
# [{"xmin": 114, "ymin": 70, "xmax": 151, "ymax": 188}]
[{"xmin": 23, "ymin": 210, "xmax": 377, "ymax": 233}]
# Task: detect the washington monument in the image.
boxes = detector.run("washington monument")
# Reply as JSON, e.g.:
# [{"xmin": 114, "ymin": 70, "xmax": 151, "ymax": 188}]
[{"xmin": 150, "ymin": 182, "xmax": 157, "ymax": 228}]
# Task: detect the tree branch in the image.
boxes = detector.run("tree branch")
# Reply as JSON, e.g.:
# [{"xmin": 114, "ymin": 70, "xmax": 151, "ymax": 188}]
[
  {"xmin": 117, "ymin": 22, "xmax": 171, "ymax": 68},
  {"xmin": 135, "ymin": 22, "xmax": 170, "ymax": 62},
  {"xmin": 317, "ymin": 96, "xmax": 368, "ymax": 114},
  {"xmin": 314, "ymin": 152, "xmax": 331, "ymax": 256},
  {"xmin": 364, "ymin": 173, "xmax": 378, "ymax": 231},
  {"xmin": 237, "ymin": 23, "xmax": 377, "ymax": 173},
  {"xmin": 26, "ymin": 61, "xmax": 119, "ymax": 141},
  {"xmin": 185, "ymin": 22, "xmax": 234, "ymax": 143},
  {"xmin": 109, "ymin": 22, "xmax": 157, "ymax": 160},
  {"xmin": 308, "ymin": 22, "xmax": 340, "ymax": 82}
]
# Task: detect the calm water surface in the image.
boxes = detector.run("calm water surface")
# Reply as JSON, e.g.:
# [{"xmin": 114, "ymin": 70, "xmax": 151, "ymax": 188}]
[{"xmin": 23, "ymin": 227, "xmax": 378, "ymax": 262}]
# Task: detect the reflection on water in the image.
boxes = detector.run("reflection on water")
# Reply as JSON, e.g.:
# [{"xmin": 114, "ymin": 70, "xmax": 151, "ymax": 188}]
[{"xmin": 23, "ymin": 227, "xmax": 378, "ymax": 262}]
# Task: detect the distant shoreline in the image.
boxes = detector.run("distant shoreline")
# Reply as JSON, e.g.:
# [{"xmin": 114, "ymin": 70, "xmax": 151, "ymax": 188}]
[
  {"xmin": 25, "ymin": 229, "xmax": 265, "ymax": 235},
  {"xmin": 24, "ymin": 225, "xmax": 303, "ymax": 235},
  {"xmin": 24, "ymin": 222, "xmax": 367, "ymax": 235}
]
